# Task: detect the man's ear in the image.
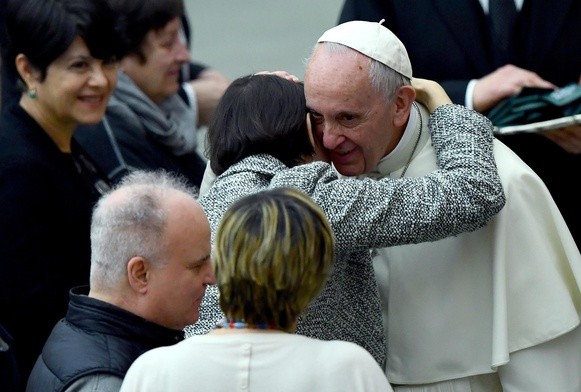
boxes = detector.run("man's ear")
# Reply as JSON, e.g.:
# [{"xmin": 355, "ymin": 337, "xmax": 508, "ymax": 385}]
[
  {"xmin": 127, "ymin": 256, "xmax": 149, "ymax": 294},
  {"xmin": 393, "ymin": 85, "xmax": 416, "ymax": 127}
]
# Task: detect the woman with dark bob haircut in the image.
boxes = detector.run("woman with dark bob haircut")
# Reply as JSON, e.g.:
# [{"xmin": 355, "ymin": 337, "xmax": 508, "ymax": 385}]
[
  {"xmin": 121, "ymin": 188, "xmax": 393, "ymax": 391},
  {"xmin": 0, "ymin": 0, "xmax": 127, "ymax": 388}
]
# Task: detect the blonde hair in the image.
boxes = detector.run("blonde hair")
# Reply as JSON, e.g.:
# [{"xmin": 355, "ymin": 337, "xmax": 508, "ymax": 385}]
[{"xmin": 214, "ymin": 188, "xmax": 335, "ymax": 331}]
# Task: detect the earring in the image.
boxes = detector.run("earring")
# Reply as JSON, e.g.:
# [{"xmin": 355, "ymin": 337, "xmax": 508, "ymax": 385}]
[{"xmin": 27, "ymin": 88, "xmax": 37, "ymax": 99}]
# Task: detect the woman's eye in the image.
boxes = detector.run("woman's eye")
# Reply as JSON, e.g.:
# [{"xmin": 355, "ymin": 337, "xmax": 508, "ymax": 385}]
[{"xmin": 71, "ymin": 61, "xmax": 89, "ymax": 70}]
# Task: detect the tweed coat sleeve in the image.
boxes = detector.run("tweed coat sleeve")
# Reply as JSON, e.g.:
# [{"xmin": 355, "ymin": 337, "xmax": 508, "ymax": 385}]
[
  {"xmin": 188, "ymin": 103, "xmax": 503, "ymax": 338},
  {"xmin": 268, "ymin": 104, "xmax": 505, "ymax": 252}
]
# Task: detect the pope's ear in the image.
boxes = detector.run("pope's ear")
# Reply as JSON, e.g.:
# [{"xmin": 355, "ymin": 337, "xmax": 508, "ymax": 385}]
[
  {"xmin": 393, "ymin": 85, "xmax": 416, "ymax": 127},
  {"xmin": 127, "ymin": 256, "xmax": 149, "ymax": 293}
]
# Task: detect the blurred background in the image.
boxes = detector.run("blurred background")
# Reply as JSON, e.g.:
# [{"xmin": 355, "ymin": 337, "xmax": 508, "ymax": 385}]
[{"xmin": 185, "ymin": 0, "xmax": 344, "ymax": 81}]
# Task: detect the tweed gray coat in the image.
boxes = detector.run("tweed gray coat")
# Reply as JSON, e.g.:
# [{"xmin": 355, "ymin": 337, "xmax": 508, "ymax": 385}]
[{"xmin": 187, "ymin": 104, "xmax": 505, "ymax": 367}]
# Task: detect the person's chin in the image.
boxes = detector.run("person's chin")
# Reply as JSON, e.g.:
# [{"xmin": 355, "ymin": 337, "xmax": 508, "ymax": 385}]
[
  {"xmin": 187, "ymin": 311, "xmax": 200, "ymax": 326},
  {"xmin": 77, "ymin": 110, "xmax": 107, "ymax": 125},
  {"xmin": 166, "ymin": 75, "xmax": 180, "ymax": 90},
  {"xmin": 332, "ymin": 157, "xmax": 364, "ymax": 177},
  {"xmin": 164, "ymin": 84, "xmax": 179, "ymax": 97},
  {"xmin": 337, "ymin": 167, "xmax": 364, "ymax": 177}
]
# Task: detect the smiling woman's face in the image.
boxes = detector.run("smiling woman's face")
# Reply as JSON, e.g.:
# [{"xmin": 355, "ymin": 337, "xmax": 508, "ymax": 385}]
[{"xmin": 30, "ymin": 36, "xmax": 118, "ymax": 131}]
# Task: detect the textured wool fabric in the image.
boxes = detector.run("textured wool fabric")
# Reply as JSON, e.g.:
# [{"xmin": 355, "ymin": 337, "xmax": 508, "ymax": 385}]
[{"xmin": 186, "ymin": 104, "xmax": 505, "ymax": 367}]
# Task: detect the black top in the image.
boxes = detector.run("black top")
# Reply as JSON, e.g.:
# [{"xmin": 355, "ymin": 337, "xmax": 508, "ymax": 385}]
[{"xmin": 0, "ymin": 103, "xmax": 97, "ymax": 386}]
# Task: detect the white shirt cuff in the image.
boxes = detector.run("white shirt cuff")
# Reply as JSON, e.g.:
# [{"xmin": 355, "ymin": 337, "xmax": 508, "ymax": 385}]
[{"xmin": 465, "ymin": 79, "xmax": 477, "ymax": 110}]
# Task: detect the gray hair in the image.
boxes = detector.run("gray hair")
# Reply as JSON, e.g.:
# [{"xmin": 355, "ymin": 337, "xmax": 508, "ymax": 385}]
[
  {"xmin": 307, "ymin": 42, "xmax": 410, "ymax": 103},
  {"xmin": 89, "ymin": 170, "xmax": 198, "ymax": 290}
]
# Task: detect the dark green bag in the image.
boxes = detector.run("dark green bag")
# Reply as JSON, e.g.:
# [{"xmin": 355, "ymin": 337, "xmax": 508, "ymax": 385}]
[{"xmin": 487, "ymin": 83, "xmax": 581, "ymax": 127}]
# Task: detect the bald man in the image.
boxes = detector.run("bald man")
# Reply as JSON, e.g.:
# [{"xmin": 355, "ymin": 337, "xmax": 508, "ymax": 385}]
[{"xmin": 26, "ymin": 170, "xmax": 215, "ymax": 392}]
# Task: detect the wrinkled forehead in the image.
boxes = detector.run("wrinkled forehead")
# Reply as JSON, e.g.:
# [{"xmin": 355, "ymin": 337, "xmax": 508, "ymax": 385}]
[
  {"xmin": 306, "ymin": 45, "xmax": 371, "ymax": 85},
  {"xmin": 305, "ymin": 47, "xmax": 373, "ymax": 111}
]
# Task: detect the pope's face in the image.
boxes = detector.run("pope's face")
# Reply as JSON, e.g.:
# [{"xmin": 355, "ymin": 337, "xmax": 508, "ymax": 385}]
[{"xmin": 304, "ymin": 46, "xmax": 402, "ymax": 176}]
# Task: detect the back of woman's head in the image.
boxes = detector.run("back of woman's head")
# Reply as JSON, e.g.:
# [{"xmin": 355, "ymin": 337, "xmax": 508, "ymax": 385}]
[
  {"xmin": 207, "ymin": 74, "xmax": 314, "ymax": 175},
  {"xmin": 108, "ymin": 0, "xmax": 184, "ymax": 63},
  {"xmin": 3, "ymin": 0, "xmax": 127, "ymax": 84},
  {"xmin": 214, "ymin": 188, "xmax": 335, "ymax": 331}
]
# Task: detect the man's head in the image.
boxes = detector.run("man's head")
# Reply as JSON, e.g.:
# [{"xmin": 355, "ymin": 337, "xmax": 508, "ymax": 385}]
[
  {"xmin": 214, "ymin": 188, "xmax": 335, "ymax": 332},
  {"xmin": 304, "ymin": 20, "xmax": 416, "ymax": 176},
  {"xmin": 109, "ymin": 0, "xmax": 190, "ymax": 103},
  {"xmin": 89, "ymin": 170, "xmax": 214, "ymax": 331}
]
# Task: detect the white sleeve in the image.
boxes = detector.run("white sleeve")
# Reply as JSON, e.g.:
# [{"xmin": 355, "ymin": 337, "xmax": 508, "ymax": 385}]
[
  {"xmin": 465, "ymin": 79, "xmax": 477, "ymax": 109},
  {"xmin": 198, "ymin": 161, "xmax": 217, "ymax": 197}
]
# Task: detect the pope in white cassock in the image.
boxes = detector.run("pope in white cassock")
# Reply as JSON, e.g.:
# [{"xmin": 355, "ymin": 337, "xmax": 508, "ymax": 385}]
[{"xmin": 315, "ymin": 20, "xmax": 581, "ymax": 392}]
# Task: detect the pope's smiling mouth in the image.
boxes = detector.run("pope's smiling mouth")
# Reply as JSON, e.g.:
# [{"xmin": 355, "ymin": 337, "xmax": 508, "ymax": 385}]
[{"xmin": 331, "ymin": 146, "xmax": 357, "ymax": 162}]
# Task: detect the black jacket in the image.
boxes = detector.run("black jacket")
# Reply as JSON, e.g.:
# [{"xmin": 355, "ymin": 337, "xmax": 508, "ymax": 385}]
[{"xmin": 26, "ymin": 286, "xmax": 184, "ymax": 392}]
